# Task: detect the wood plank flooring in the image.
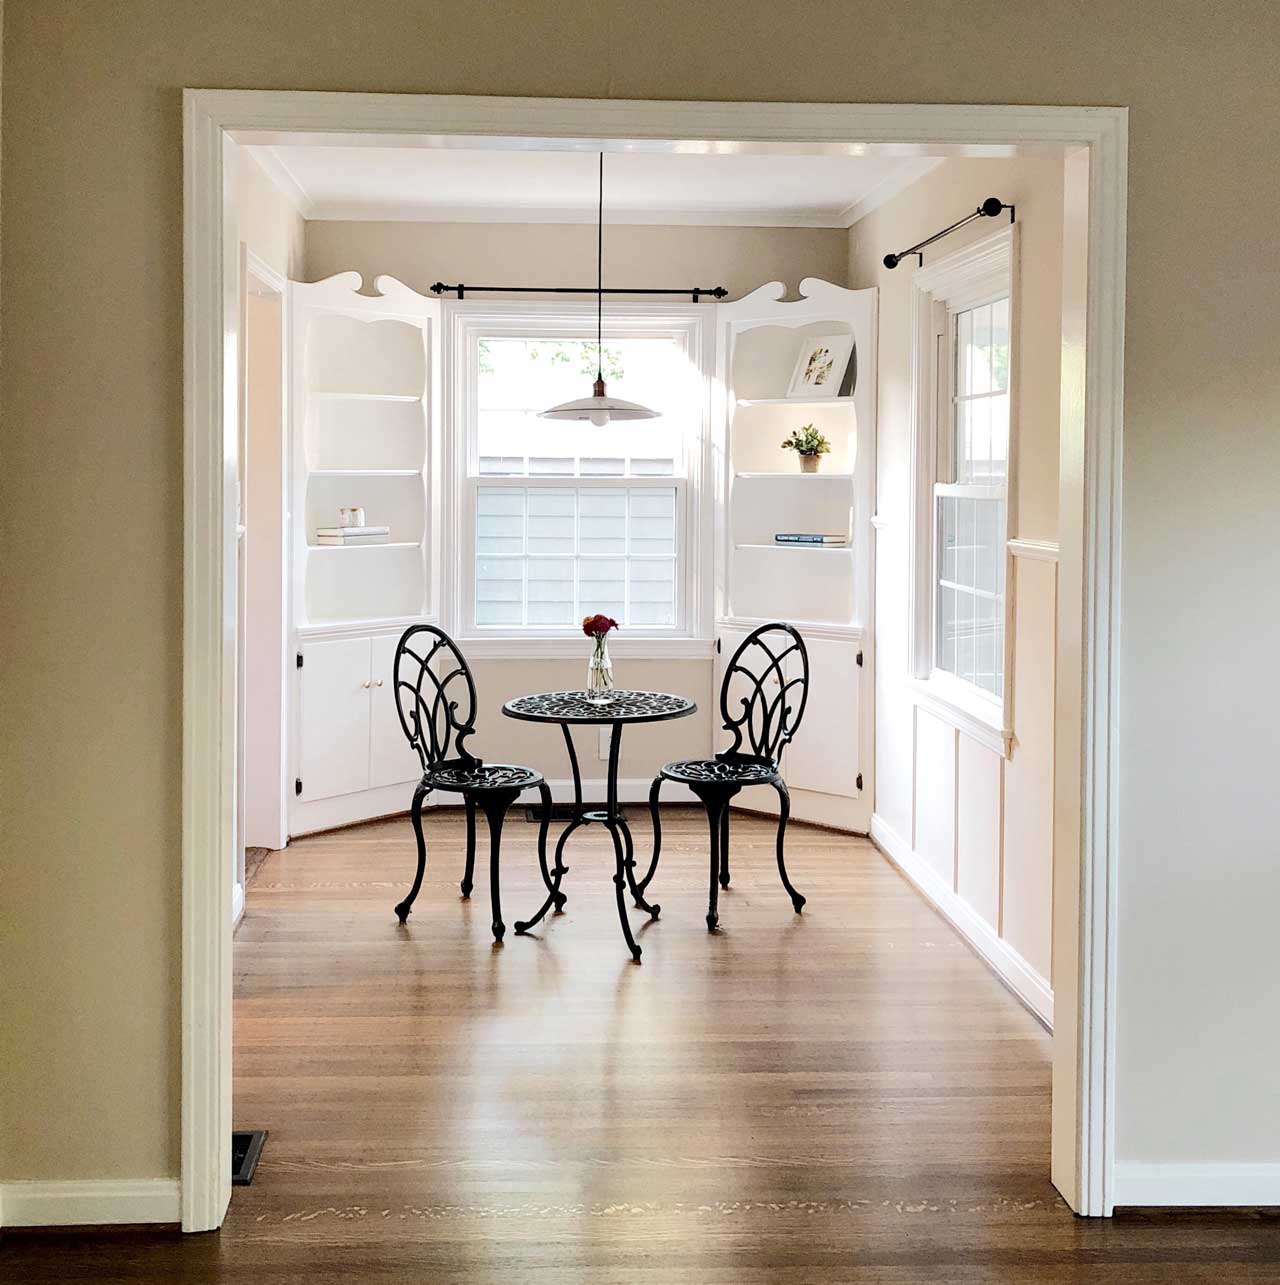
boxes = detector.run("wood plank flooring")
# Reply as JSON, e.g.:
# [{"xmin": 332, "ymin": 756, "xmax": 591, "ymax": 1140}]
[{"xmin": 5, "ymin": 808, "xmax": 1278, "ymax": 1280}]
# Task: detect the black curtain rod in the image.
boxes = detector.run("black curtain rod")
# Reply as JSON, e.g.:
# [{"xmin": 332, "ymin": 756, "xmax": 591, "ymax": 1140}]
[
  {"xmin": 883, "ymin": 196, "xmax": 1015, "ymax": 270},
  {"xmin": 429, "ymin": 282, "xmax": 728, "ymax": 302}
]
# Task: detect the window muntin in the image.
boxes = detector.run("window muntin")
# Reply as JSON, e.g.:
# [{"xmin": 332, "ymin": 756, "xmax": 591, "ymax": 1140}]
[
  {"xmin": 464, "ymin": 319, "xmax": 700, "ymax": 634},
  {"xmin": 934, "ymin": 295, "xmax": 1010, "ymax": 698}
]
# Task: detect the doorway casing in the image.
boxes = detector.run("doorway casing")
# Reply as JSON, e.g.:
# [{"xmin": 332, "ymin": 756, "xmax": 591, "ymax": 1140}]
[{"xmin": 183, "ymin": 91, "xmax": 1126, "ymax": 1231}]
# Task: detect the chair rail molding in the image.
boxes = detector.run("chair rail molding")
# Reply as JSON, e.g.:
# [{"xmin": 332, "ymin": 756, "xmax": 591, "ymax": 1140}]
[{"xmin": 185, "ymin": 90, "xmax": 1127, "ymax": 1229}]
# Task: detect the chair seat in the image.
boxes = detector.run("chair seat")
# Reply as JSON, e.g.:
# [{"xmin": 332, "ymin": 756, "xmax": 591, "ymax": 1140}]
[
  {"xmin": 660, "ymin": 755, "xmax": 779, "ymax": 786},
  {"xmin": 425, "ymin": 762, "xmax": 542, "ymax": 793}
]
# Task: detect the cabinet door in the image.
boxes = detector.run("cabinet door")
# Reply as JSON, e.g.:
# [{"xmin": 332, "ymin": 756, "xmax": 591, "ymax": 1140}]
[
  {"xmin": 299, "ymin": 637, "xmax": 372, "ymax": 801},
  {"xmin": 782, "ymin": 636, "xmax": 861, "ymax": 798},
  {"xmin": 369, "ymin": 633, "xmax": 424, "ymax": 789}
]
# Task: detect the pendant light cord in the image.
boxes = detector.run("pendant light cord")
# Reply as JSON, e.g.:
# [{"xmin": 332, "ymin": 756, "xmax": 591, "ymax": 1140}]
[{"xmin": 596, "ymin": 151, "xmax": 604, "ymax": 382}]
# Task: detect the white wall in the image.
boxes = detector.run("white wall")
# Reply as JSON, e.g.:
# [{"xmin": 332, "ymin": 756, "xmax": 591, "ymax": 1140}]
[{"xmin": 850, "ymin": 157, "xmax": 1065, "ymax": 1022}]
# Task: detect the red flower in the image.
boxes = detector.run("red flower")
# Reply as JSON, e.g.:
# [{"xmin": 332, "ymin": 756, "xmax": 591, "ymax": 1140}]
[{"xmin": 582, "ymin": 613, "xmax": 619, "ymax": 638}]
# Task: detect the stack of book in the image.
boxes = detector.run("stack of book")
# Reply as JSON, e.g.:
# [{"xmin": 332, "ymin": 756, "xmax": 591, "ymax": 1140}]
[
  {"xmin": 314, "ymin": 525, "xmax": 391, "ymax": 546},
  {"xmin": 774, "ymin": 532, "xmax": 848, "ymax": 546}
]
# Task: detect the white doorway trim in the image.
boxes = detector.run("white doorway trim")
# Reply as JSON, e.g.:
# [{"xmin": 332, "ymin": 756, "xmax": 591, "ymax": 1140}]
[{"xmin": 183, "ymin": 91, "xmax": 1126, "ymax": 1231}]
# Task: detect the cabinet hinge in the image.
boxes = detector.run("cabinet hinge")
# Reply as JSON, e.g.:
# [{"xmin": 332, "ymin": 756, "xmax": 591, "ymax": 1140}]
[
  {"xmin": 296, "ymin": 652, "xmax": 304, "ymax": 668},
  {"xmin": 856, "ymin": 772, "xmax": 863, "ymax": 791},
  {"xmin": 295, "ymin": 777, "xmax": 303, "ymax": 796},
  {"xmin": 856, "ymin": 650, "xmax": 863, "ymax": 667}
]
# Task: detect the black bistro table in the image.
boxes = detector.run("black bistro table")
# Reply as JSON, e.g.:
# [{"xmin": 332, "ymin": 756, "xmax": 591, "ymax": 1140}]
[{"xmin": 504, "ymin": 689, "xmax": 696, "ymax": 961}]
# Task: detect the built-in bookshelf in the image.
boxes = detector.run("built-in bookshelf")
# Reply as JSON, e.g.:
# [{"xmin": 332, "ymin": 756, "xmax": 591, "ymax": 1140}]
[
  {"xmin": 291, "ymin": 274, "xmax": 439, "ymax": 629},
  {"xmin": 717, "ymin": 278, "xmax": 876, "ymax": 630},
  {"xmin": 288, "ymin": 274, "xmax": 441, "ymax": 836}
]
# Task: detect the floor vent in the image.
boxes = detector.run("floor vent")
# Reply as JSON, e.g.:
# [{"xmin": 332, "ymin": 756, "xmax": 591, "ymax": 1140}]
[
  {"xmin": 525, "ymin": 803, "xmax": 628, "ymax": 822},
  {"xmin": 231, "ymin": 1130, "xmax": 268, "ymax": 1186}
]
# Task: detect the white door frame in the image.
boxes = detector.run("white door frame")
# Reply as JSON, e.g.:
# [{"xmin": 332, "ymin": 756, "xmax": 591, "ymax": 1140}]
[{"xmin": 183, "ymin": 91, "xmax": 1126, "ymax": 1230}]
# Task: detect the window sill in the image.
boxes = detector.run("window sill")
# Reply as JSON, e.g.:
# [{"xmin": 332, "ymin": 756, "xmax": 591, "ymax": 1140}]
[
  {"xmin": 457, "ymin": 635, "xmax": 715, "ymax": 661},
  {"xmin": 909, "ymin": 674, "xmax": 1011, "ymax": 757}
]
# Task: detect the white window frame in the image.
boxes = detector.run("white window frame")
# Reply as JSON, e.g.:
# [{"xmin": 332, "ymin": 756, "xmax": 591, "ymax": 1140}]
[
  {"xmin": 443, "ymin": 300, "xmax": 715, "ymax": 657},
  {"xmin": 908, "ymin": 226, "xmax": 1018, "ymax": 754}
]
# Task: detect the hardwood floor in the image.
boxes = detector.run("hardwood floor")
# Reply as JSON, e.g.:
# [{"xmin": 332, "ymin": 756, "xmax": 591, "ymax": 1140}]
[{"xmin": 5, "ymin": 808, "xmax": 1278, "ymax": 1280}]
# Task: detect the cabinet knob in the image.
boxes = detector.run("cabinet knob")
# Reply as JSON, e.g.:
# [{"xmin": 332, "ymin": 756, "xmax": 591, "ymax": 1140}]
[
  {"xmin": 374, "ymin": 679, "xmax": 384, "ymax": 687},
  {"xmin": 361, "ymin": 679, "xmax": 371, "ymax": 689}
]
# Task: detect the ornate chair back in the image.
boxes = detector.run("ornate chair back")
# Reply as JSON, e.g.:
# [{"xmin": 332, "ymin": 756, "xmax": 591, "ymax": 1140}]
[
  {"xmin": 392, "ymin": 625, "xmax": 479, "ymax": 771},
  {"xmin": 719, "ymin": 623, "xmax": 810, "ymax": 763}
]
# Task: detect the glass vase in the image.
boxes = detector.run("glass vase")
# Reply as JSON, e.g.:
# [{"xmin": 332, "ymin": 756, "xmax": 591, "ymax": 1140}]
[{"xmin": 586, "ymin": 634, "xmax": 615, "ymax": 703}]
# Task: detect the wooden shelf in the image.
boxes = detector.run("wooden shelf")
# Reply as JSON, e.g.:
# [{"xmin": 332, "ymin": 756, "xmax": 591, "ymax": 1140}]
[
  {"xmin": 308, "ymin": 468, "xmax": 421, "ymax": 478},
  {"xmin": 312, "ymin": 391, "xmax": 422, "ymax": 403},
  {"xmin": 307, "ymin": 541, "xmax": 422, "ymax": 552},
  {"xmin": 735, "ymin": 542, "xmax": 851, "ymax": 552},
  {"xmin": 736, "ymin": 471, "xmax": 854, "ymax": 481},
  {"xmin": 736, "ymin": 395, "xmax": 856, "ymax": 408}
]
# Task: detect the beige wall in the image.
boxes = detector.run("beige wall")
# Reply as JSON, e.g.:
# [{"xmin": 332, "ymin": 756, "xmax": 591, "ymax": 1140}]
[
  {"xmin": 3, "ymin": 0, "xmax": 1279, "ymax": 1193},
  {"xmin": 305, "ymin": 218, "xmax": 849, "ymax": 303},
  {"xmin": 849, "ymin": 155, "xmax": 1064, "ymax": 990}
]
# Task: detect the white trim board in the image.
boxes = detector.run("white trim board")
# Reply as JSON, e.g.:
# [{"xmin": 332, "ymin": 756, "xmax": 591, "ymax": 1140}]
[
  {"xmin": 0, "ymin": 1178, "xmax": 181, "ymax": 1228},
  {"xmin": 870, "ymin": 813, "xmax": 1053, "ymax": 1028},
  {"xmin": 185, "ymin": 91, "xmax": 1127, "ymax": 1230},
  {"xmin": 1008, "ymin": 537, "xmax": 1060, "ymax": 562},
  {"xmin": 1113, "ymin": 1165, "xmax": 1280, "ymax": 1208}
]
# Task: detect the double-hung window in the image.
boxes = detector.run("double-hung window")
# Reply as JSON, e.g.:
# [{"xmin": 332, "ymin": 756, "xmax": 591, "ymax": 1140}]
[
  {"xmin": 935, "ymin": 294, "xmax": 1010, "ymax": 697},
  {"xmin": 910, "ymin": 229, "xmax": 1015, "ymax": 739},
  {"xmin": 455, "ymin": 307, "xmax": 709, "ymax": 639}
]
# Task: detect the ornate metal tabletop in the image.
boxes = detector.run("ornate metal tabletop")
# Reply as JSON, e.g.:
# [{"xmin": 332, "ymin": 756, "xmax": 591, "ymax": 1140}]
[{"xmin": 502, "ymin": 689, "xmax": 696, "ymax": 726}]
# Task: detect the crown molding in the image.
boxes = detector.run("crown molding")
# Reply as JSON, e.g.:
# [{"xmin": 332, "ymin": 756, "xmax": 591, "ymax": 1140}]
[
  {"xmin": 243, "ymin": 146, "xmax": 317, "ymax": 218},
  {"xmin": 839, "ymin": 156, "xmax": 946, "ymax": 225}
]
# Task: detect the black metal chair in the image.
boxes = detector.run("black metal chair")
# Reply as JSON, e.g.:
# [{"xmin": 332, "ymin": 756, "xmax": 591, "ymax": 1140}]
[
  {"xmin": 644, "ymin": 622, "xmax": 809, "ymax": 931},
  {"xmin": 391, "ymin": 624, "xmax": 562, "ymax": 941}
]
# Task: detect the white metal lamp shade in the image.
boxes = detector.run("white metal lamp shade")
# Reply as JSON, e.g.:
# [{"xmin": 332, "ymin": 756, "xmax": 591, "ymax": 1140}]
[{"xmin": 539, "ymin": 376, "xmax": 660, "ymax": 426}]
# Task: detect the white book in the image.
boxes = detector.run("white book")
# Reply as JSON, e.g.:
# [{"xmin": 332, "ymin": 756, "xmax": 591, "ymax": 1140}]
[
  {"xmin": 315, "ymin": 533, "xmax": 391, "ymax": 546},
  {"xmin": 314, "ymin": 525, "xmax": 390, "ymax": 537}
]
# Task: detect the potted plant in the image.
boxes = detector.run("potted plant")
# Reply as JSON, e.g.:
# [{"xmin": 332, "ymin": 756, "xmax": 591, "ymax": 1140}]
[
  {"xmin": 582, "ymin": 613, "xmax": 619, "ymax": 702},
  {"xmin": 780, "ymin": 424, "xmax": 832, "ymax": 473}
]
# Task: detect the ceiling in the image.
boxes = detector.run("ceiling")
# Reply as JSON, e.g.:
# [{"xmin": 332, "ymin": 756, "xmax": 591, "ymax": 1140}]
[{"xmin": 247, "ymin": 145, "xmax": 943, "ymax": 228}]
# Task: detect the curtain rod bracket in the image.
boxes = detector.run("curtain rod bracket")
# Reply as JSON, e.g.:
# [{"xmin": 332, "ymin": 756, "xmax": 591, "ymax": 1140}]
[{"xmin": 882, "ymin": 196, "xmax": 1015, "ymax": 270}]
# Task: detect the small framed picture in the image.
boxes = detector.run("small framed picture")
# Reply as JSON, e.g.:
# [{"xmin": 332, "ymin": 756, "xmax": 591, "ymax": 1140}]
[{"xmin": 786, "ymin": 334, "xmax": 855, "ymax": 399}]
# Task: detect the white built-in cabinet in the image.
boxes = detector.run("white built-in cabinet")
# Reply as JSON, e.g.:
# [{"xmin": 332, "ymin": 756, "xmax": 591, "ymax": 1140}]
[
  {"xmin": 289, "ymin": 274, "xmax": 441, "ymax": 835},
  {"xmin": 716, "ymin": 279, "xmax": 877, "ymax": 830}
]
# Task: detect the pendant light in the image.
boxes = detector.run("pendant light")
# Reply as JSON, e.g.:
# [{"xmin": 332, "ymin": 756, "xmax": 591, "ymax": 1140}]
[{"xmin": 539, "ymin": 153, "xmax": 660, "ymax": 426}]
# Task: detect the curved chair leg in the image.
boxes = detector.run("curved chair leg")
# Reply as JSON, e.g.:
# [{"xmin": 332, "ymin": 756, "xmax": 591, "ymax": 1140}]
[
  {"xmin": 477, "ymin": 789, "xmax": 521, "ymax": 942},
  {"xmin": 514, "ymin": 783, "xmax": 567, "ymax": 936},
  {"xmin": 703, "ymin": 793, "xmax": 726, "ymax": 931},
  {"xmin": 772, "ymin": 777, "xmax": 805, "ymax": 912},
  {"xmin": 460, "ymin": 795, "xmax": 477, "ymax": 898},
  {"xmin": 637, "ymin": 774, "xmax": 664, "ymax": 895},
  {"xmin": 719, "ymin": 805, "xmax": 731, "ymax": 889},
  {"xmin": 395, "ymin": 779, "xmax": 431, "ymax": 923}
]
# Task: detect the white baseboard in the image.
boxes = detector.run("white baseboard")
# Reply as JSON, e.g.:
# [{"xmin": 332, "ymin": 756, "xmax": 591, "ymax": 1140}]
[
  {"xmin": 1113, "ymin": 1163, "xmax": 1280, "ymax": 1207},
  {"xmin": 231, "ymin": 880, "xmax": 245, "ymax": 928},
  {"xmin": 869, "ymin": 813, "xmax": 1053, "ymax": 1028},
  {"xmin": 0, "ymin": 1177, "xmax": 181, "ymax": 1228}
]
